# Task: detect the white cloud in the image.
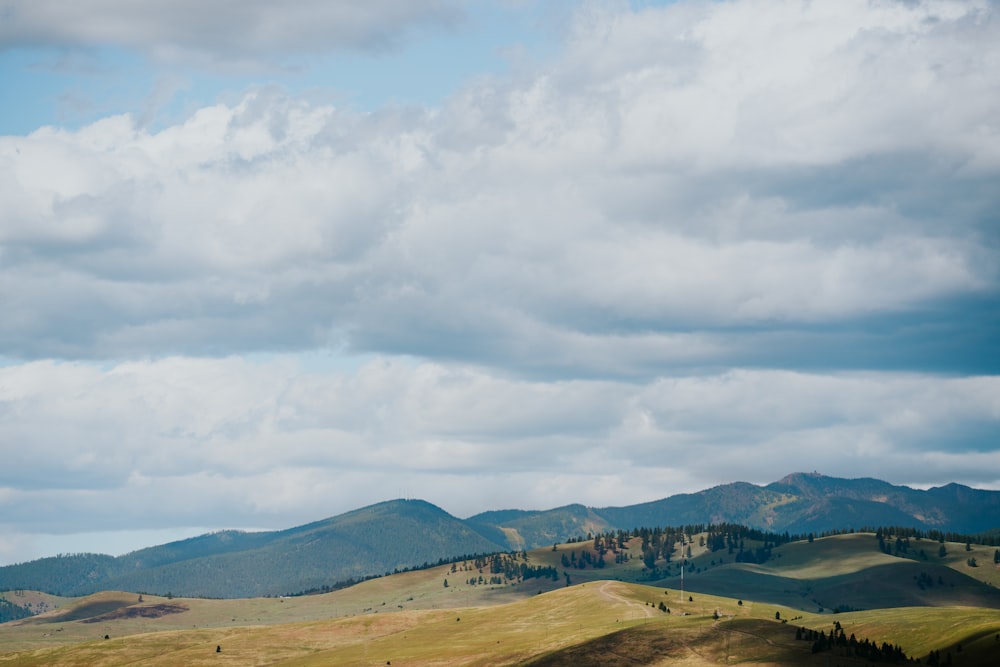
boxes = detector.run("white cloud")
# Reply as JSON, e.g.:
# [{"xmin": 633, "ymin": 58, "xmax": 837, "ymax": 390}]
[
  {"xmin": 4, "ymin": 0, "xmax": 998, "ymax": 368},
  {"xmin": 560, "ymin": 0, "xmax": 999, "ymax": 169}
]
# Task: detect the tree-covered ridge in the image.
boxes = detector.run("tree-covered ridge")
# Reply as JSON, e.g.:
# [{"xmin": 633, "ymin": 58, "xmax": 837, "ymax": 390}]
[
  {"xmin": 0, "ymin": 598, "xmax": 32, "ymax": 624},
  {"xmin": 0, "ymin": 554, "xmax": 117, "ymax": 598},
  {"xmin": 310, "ymin": 525, "xmax": 753, "ymax": 598},
  {"xmin": 0, "ymin": 500, "xmax": 508, "ymax": 598}
]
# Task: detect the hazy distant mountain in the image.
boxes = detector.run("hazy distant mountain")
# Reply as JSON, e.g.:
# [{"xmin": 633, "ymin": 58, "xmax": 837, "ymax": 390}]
[
  {"xmin": 3, "ymin": 473, "xmax": 999, "ymax": 598},
  {"xmin": 760, "ymin": 472, "xmax": 1000, "ymax": 535},
  {"xmin": 591, "ymin": 481, "xmax": 791, "ymax": 531},
  {"xmin": 472, "ymin": 472, "xmax": 1000, "ymax": 548},
  {"xmin": 0, "ymin": 499, "xmax": 507, "ymax": 598}
]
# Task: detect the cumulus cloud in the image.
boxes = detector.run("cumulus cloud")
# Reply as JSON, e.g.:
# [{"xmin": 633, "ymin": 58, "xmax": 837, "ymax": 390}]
[
  {"xmin": 2, "ymin": 0, "xmax": 998, "ymax": 374},
  {"xmin": 0, "ymin": 0, "xmax": 463, "ymax": 65}
]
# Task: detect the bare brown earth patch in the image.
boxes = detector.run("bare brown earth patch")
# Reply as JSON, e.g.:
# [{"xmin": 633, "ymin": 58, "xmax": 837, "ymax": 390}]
[
  {"xmin": 80, "ymin": 603, "xmax": 188, "ymax": 623},
  {"xmin": 26, "ymin": 599, "xmax": 131, "ymax": 624}
]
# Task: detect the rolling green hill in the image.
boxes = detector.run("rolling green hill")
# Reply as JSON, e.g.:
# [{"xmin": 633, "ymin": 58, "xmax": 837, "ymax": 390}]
[
  {"xmin": 651, "ymin": 533, "xmax": 1000, "ymax": 612},
  {"xmin": 4, "ymin": 544, "xmax": 1000, "ymax": 667}
]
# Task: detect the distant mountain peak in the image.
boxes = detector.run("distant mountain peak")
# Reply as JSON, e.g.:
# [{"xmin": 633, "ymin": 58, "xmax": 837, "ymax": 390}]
[{"xmin": 778, "ymin": 471, "xmax": 823, "ymax": 483}]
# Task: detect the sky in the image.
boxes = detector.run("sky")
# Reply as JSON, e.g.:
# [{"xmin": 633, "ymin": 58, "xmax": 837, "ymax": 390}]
[{"xmin": 1, "ymin": 0, "xmax": 999, "ymax": 566}]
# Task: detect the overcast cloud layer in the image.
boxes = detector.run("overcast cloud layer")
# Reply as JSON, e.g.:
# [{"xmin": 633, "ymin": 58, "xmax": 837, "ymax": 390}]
[
  {"xmin": 1, "ymin": 0, "xmax": 999, "ymax": 565},
  {"xmin": 0, "ymin": 0, "xmax": 462, "ymax": 63}
]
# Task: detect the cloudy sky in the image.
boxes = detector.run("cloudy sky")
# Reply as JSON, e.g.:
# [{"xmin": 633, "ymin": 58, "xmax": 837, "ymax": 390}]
[{"xmin": 1, "ymin": 0, "xmax": 999, "ymax": 565}]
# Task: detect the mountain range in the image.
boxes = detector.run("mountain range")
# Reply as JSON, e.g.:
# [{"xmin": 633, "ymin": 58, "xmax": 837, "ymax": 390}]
[{"xmin": 3, "ymin": 472, "xmax": 999, "ymax": 599}]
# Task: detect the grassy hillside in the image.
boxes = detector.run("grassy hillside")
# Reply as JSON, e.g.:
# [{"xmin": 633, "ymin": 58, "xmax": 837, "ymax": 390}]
[
  {"xmin": 3, "ymin": 579, "xmax": 999, "ymax": 666},
  {"xmin": 655, "ymin": 534, "xmax": 1000, "ymax": 612},
  {"xmin": 5, "ymin": 528, "xmax": 1000, "ymax": 665}
]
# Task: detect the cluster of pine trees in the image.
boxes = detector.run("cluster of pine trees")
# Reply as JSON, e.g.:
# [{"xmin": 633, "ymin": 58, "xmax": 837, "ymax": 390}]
[
  {"xmin": 795, "ymin": 622, "xmax": 908, "ymax": 663},
  {"xmin": 557, "ymin": 531, "xmax": 635, "ymax": 569},
  {"xmin": 873, "ymin": 527, "xmax": 1000, "ymax": 570},
  {"xmin": 0, "ymin": 598, "xmax": 33, "ymax": 624},
  {"xmin": 628, "ymin": 523, "xmax": 794, "ymax": 573},
  {"xmin": 914, "ymin": 571, "xmax": 945, "ymax": 590},
  {"xmin": 560, "ymin": 549, "xmax": 606, "ymax": 569},
  {"xmin": 451, "ymin": 552, "xmax": 558, "ymax": 587},
  {"xmin": 868, "ymin": 526, "xmax": 1000, "ymax": 547},
  {"xmin": 925, "ymin": 648, "xmax": 955, "ymax": 666},
  {"xmin": 553, "ymin": 523, "xmax": 812, "ymax": 579}
]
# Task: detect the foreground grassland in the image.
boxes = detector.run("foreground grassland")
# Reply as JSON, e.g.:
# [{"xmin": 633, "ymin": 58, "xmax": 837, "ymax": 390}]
[
  {"xmin": 3, "ymin": 532, "xmax": 1000, "ymax": 665},
  {"xmin": 3, "ymin": 584, "xmax": 999, "ymax": 666}
]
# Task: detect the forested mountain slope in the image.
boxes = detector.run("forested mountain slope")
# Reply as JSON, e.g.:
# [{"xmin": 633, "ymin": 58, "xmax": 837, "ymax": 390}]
[
  {"xmin": 479, "ymin": 473, "xmax": 1000, "ymax": 549},
  {"xmin": 0, "ymin": 500, "xmax": 506, "ymax": 598},
  {"xmin": 4, "ymin": 473, "xmax": 1000, "ymax": 598}
]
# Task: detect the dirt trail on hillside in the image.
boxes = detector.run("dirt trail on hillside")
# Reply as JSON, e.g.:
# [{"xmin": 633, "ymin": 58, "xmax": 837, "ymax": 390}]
[{"xmin": 597, "ymin": 581, "xmax": 656, "ymax": 618}]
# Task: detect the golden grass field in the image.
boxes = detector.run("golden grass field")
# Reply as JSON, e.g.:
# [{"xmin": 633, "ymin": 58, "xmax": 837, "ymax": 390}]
[{"xmin": 2, "ymin": 533, "xmax": 999, "ymax": 666}]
